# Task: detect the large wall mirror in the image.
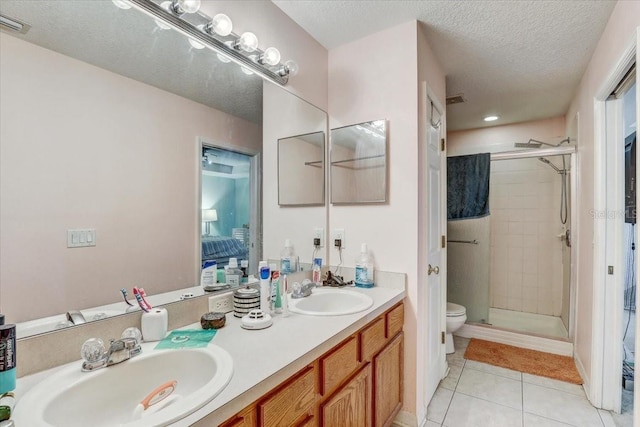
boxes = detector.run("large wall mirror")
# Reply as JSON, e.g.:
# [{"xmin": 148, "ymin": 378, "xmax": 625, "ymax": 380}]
[
  {"xmin": 278, "ymin": 131, "xmax": 325, "ymax": 206},
  {"xmin": 330, "ymin": 119, "xmax": 388, "ymax": 204},
  {"xmin": 0, "ymin": 0, "xmax": 327, "ymax": 337}
]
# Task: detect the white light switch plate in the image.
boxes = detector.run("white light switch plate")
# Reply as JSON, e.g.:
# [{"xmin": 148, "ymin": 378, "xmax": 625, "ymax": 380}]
[{"xmin": 67, "ymin": 229, "xmax": 96, "ymax": 248}]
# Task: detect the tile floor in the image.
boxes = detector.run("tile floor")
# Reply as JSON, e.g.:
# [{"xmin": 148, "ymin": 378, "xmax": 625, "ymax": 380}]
[{"xmin": 426, "ymin": 336, "xmax": 626, "ymax": 427}]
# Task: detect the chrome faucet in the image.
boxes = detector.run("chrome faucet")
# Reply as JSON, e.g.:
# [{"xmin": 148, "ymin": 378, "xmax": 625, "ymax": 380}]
[
  {"xmin": 81, "ymin": 336, "xmax": 142, "ymax": 372},
  {"xmin": 291, "ymin": 280, "xmax": 315, "ymax": 299}
]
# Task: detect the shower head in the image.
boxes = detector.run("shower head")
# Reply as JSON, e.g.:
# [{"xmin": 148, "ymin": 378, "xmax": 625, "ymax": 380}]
[{"xmin": 538, "ymin": 157, "xmax": 563, "ymax": 173}]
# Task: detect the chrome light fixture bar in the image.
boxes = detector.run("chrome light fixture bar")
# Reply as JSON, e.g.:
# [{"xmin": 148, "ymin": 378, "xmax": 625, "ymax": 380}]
[{"xmin": 126, "ymin": 0, "xmax": 294, "ymax": 86}]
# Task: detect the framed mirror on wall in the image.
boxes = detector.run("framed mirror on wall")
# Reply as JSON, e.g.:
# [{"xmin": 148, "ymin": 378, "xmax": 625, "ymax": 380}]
[
  {"xmin": 330, "ymin": 119, "xmax": 388, "ymax": 204},
  {"xmin": 0, "ymin": 0, "xmax": 327, "ymax": 338},
  {"xmin": 277, "ymin": 131, "xmax": 325, "ymax": 206}
]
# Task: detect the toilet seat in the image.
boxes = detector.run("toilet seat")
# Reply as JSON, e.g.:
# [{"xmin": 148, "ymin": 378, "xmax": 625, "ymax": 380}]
[{"xmin": 446, "ymin": 302, "xmax": 466, "ymax": 316}]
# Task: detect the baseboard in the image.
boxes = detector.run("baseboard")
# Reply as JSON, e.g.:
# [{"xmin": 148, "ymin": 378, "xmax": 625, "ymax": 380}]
[
  {"xmin": 392, "ymin": 410, "xmax": 419, "ymax": 427},
  {"xmin": 574, "ymin": 353, "xmax": 591, "ymax": 400},
  {"xmin": 457, "ymin": 324, "xmax": 573, "ymax": 356}
]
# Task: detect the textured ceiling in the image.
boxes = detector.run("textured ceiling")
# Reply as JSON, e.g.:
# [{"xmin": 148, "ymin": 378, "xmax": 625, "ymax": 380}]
[
  {"xmin": 273, "ymin": 0, "xmax": 617, "ymax": 131},
  {"xmin": 0, "ymin": 0, "xmax": 264, "ymax": 124}
]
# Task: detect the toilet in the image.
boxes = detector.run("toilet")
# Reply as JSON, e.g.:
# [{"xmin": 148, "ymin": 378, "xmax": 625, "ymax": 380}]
[{"xmin": 445, "ymin": 302, "xmax": 467, "ymax": 354}]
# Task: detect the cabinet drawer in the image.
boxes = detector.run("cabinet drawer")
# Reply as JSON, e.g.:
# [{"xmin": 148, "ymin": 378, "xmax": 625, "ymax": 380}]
[
  {"xmin": 360, "ymin": 317, "xmax": 386, "ymax": 362},
  {"xmin": 321, "ymin": 336, "xmax": 358, "ymax": 395},
  {"xmin": 386, "ymin": 303, "xmax": 404, "ymax": 338},
  {"xmin": 259, "ymin": 366, "xmax": 315, "ymax": 427}
]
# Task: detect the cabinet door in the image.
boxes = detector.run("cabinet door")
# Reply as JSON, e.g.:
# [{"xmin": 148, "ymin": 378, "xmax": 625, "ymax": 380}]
[
  {"xmin": 259, "ymin": 366, "xmax": 315, "ymax": 427},
  {"xmin": 321, "ymin": 364, "xmax": 372, "ymax": 427},
  {"xmin": 373, "ymin": 333, "xmax": 403, "ymax": 427}
]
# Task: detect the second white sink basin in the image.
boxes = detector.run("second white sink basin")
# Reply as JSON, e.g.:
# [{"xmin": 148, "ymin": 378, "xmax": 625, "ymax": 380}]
[
  {"xmin": 13, "ymin": 342, "xmax": 233, "ymax": 427},
  {"xmin": 288, "ymin": 287, "xmax": 374, "ymax": 316}
]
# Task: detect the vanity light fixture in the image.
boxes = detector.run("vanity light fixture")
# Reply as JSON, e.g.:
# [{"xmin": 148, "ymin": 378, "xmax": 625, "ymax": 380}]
[
  {"xmin": 205, "ymin": 13, "xmax": 233, "ymax": 37},
  {"xmin": 125, "ymin": 0, "xmax": 297, "ymax": 85},
  {"xmin": 168, "ymin": 0, "xmax": 201, "ymax": 15},
  {"xmin": 483, "ymin": 115, "xmax": 500, "ymax": 122}
]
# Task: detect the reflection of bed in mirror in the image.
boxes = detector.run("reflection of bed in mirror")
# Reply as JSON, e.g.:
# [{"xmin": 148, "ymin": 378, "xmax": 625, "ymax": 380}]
[{"xmin": 201, "ymin": 235, "xmax": 249, "ymax": 268}]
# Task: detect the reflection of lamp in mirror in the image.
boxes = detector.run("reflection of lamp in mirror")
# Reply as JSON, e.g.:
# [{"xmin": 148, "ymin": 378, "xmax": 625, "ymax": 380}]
[{"xmin": 202, "ymin": 209, "xmax": 218, "ymax": 236}]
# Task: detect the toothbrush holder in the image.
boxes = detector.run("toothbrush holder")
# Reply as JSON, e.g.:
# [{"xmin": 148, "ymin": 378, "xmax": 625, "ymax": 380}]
[{"xmin": 141, "ymin": 307, "xmax": 168, "ymax": 342}]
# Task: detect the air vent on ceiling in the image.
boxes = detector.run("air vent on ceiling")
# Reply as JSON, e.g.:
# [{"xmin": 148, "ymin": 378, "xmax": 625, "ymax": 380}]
[
  {"xmin": 0, "ymin": 14, "xmax": 31, "ymax": 34},
  {"xmin": 446, "ymin": 94, "xmax": 465, "ymax": 105}
]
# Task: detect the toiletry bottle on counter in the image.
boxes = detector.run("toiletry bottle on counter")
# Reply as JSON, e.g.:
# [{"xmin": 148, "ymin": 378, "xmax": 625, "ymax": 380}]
[
  {"xmin": 225, "ymin": 258, "xmax": 242, "ymax": 287},
  {"xmin": 312, "ymin": 258, "xmax": 323, "ymax": 285},
  {"xmin": 240, "ymin": 260, "xmax": 249, "ymax": 284},
  {"xmin": 280, "ymin": 239, "xmax": 298, "ymax": 275},
  {"xmin": 259, "ymin": 261, "xmax": 271, "ymax": 313},
  {"xmin": 269, "ymin": 263, "xmax": 279, "ymax": 310},
  {"xmin": 0, "ymin": 315, "xmax": 16, "ymax": 394},
  {"xmin": 201, "ymin": 260, "xmax": 217, "ymax": 291},
  {"xmin": 355, "ymin": 243, "xmax": 375, "ymax": 288}
]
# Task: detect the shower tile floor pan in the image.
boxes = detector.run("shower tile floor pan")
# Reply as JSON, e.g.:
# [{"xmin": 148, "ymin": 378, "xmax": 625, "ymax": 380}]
[{"xmin": 488, "ymin": 308, "xmax": 569, "ymax": 339}]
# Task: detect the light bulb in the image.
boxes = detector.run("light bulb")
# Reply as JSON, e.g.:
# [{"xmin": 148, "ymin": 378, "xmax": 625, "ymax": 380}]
[
  {"xmin": 241, "ymin": 67, "xmax": 254, "ymax": 75},
  {"xmin": 237, "ymin": 32, "xmax": 259, "ymax": 52},
  {"xmin": 217, "ymin": 53, "xmax": 231, "ymax": 63},
  {"xmin": 112, "ymin": 0, "xmax": 132, "ymax": 9},
  {"xmin": 188, "ymin": 38, "xmax": 205, "ymax": 49},
  {"xmin": 172, "ymin": 0, "xmax": 201, "ymax": 14},
  {"xmin": 261, "ymin": 47, "xmax": 281, "ymax": 66},
  {"xmin": 284, "ymin": 59, "xmax": 299, "ymax": 76},
  {"xmin": 483, "ymin": 115, "xmax": 500, "ymax": 122},
  {"xmin": 207, "ymin": 14, "xmax": 233, "ymax": 36}
]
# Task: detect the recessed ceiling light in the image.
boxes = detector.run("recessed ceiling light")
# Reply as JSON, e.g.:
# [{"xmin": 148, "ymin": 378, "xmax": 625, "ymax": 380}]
[{"xmin": 483, "ymin": 115, "xmax": 500, "ymax": 122}]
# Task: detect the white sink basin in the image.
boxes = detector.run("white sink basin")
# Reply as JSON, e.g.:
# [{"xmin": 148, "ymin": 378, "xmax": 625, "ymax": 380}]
[
  {"xmin": 288, "ymin": 288, "xmax": 374, "ymax": 316},
  {"xmin": 13, "ymin": 343, "xmax": 233, "ymax": 427}
]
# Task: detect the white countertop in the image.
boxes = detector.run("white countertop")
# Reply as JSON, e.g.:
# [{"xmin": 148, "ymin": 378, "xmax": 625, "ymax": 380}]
[{"xmin": 14, "ymin": 285, "xmax": 405, "ymax": 426}]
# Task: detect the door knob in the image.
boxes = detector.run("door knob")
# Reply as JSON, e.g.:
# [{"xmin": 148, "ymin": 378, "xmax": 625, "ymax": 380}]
[{"xmin": 428, "ymin": 264, "xmax": 440, "ymax": 275}]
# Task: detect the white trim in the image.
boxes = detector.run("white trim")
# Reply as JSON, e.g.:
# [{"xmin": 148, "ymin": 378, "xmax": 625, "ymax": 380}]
[
  {"xmin": 591, "ymin": 33, "xmax": 637, "ymax": 409},
  {"xmin": 456, "ymin": 325, "xmax": 574, "ymax": 356},
  {"xmin": 602, "ymin": 97, "xmax": 625, "ymax": 412},
  {"xmin": 575, "ymin": 352, "xmax": 591, "ymax": 400}
]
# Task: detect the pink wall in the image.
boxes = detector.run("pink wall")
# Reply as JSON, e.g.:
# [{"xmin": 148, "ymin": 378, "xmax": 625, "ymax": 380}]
[
  {"xmin": 328, "ymin": 20, "xmax": 446, "ymax": 418},
  {"xmin": 263, "ymin": 83, "xmax": 328, "ymax": 264},
  {"xmin": 0, "ymin": 35, "xmax": 261, "ymax": 323},
  {"xmin": 564, "ymin": 1, "xmax": 640, "ymax": 389}
]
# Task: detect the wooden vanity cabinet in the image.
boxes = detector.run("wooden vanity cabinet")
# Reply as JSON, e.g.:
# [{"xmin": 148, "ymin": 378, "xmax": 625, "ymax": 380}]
[
  {"xmin": 320, "ymin": 364, "xmax": 372, "ymax": 427},
  {"xmin": 219, "ymin": 302, "xmax": 404, "ymax": 427}
]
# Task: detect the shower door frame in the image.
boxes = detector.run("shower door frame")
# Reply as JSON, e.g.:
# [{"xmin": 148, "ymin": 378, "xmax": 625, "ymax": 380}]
[{"xmin": 490, "ymin": 147, "xmax": 578, "ymax": 342}]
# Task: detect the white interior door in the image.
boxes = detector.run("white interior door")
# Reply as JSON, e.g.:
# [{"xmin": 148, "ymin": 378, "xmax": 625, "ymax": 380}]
[{"xmin": 423, "ymin": 97, "xmax": 447, "ymax": 409}]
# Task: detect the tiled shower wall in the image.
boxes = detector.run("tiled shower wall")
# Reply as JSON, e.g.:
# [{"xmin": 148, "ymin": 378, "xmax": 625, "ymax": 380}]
[{"xmin": 489, "ymin": 157, "xmax": 566, "ymax": 316}]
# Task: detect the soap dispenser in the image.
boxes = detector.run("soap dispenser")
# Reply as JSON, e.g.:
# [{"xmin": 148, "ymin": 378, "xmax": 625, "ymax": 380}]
[{"xmin": 355, "ymin": 243, "xmax": 375, "ymax": 288}]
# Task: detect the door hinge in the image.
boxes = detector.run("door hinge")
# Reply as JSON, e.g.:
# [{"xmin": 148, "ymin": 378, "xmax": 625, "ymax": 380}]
[
  {"xmin": 440, "ymin": 138, "xmax": 446, "ymax": 151},
  {"xmin": 441, "ymin": 331, "xmax": 445, "ymax": 344},
  {"xmin": 441, "ymin": 235, "xmax": 446, "ymax": 248},
  {"xmin": 608, "ymin": 265, "xmax": 614, "ymax": 275}
]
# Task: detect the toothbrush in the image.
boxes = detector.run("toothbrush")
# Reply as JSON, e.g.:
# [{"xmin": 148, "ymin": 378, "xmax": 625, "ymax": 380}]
[
  {"xmin": 133, "ymin": 287, "xmax": 150, "ymax": 313},
  {"xmin": 120, "ymin": 288, "xmax": 135, "ymax": 307},
  {"xmin": 139, "ymin": 288, "xmax": 153, "ymax": 310}
]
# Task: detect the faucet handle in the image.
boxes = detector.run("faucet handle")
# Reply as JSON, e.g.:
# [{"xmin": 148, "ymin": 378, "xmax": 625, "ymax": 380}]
[{"xmin": 81, "ymin": 338, "xmax": 107, "ymax": 371}]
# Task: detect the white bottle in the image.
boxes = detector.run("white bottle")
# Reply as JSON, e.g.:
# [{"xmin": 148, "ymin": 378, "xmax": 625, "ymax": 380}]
[
  {"xmin": 259, "ymin": 261, "xmax": 271, "ymax": 313},
  {"xmin": 201, "ymin": 260, "xmax": 217, "ymax": 291},
  {"xmin": 280, "ymin": 239, "xmax": 298, "ymax": 275},
  {"xmin": 225, "ymin": 258, "xmax": 242, "ymax": 287},
  {"xmin": 355, "ymin": 243, "xmax": 375, "ymax": 288}
]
